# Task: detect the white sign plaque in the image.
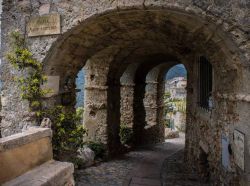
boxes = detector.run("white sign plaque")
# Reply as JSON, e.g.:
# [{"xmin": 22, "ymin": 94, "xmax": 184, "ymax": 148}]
[
  {"xmin": 27, "ymin": 14, "xmax": 61, "ymax": 37},
  {"xmin": 234, "ymin": 130, "xmax": 245, "ymax": 171}
]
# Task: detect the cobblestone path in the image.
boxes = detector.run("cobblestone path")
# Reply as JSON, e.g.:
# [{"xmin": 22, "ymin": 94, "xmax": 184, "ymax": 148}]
[
  {"xmin": 75, "ymin": 150, "xmax": 154, "ymax": 186},
  {"xmin": 75, "ymin": 134, "xmax": 209, "ymax": 186},
  {"xmin": 161, "ymin": 150, "xmax": 212, "ymax": 186}
]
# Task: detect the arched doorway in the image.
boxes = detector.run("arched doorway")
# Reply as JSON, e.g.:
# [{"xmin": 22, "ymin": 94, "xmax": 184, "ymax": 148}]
[{"xmin": 1, "ymin": 4, "xmax": 248, "ymax": 184}]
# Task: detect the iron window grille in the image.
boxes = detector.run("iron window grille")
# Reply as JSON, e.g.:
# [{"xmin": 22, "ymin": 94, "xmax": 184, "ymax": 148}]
[{"xmin": 198, "ymin": 56, "xmax": 213, "ymax": 111}]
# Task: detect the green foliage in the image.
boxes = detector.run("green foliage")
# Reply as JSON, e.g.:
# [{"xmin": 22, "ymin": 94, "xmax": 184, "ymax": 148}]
[
  {"xmin": 86, "ymin": 141, "xmax": 106, "ymax": 159},
  {"xmin": 164, "ymin": 91, "xmax": 186, "ymax": 114},
  {"xmin": 164, "ymin": 92, "xmax": 171, "ymax": 100},
  {"xmin": 76, "ymin": 107, "xmax": 84, "ymax": 121},
  {"xmin": 41, "ymin": 105, "xmax": 86, "ymax": 159},
  {"xmin": 6, "ymin": 31, "xmax": 87, "ymax": 167},
  {"xmin": 71, "ymin": 157, "xmax": 86, "ymax": 169},
  {"xmin": 6, "ymin": 31, "xmax": 49, "ymax": 113},
  {"xmin": 164, "ymin": 118, "xmax": 171, "ymax": 128},
  {"xmin": 172, "ymin": 99, "xmax": 186, "ymax": 113},
  {"xmin": 119, "ymin": 124, "xmax": 133, "ymax": 145}
]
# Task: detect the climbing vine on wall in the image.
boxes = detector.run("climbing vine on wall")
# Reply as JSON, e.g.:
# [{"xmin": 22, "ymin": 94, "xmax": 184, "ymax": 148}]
[
  {"xmin": 6, "ymin": 31, "xmax": 49, "ymax": 114},
  {"xmin": 6, "ymin": 31, "xmax": 87, "ymax": 165}
]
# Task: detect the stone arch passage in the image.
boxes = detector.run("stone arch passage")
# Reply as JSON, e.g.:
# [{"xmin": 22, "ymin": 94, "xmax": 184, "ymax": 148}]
[
  {"xmin": 140, "ymin": 62, "xmax": 183, "ymax": 144},
  {"xmin": 1, "ymin": 4, "xmax": 249, "ymax": 184},
  {"xmin": 40, "ymin": 9, "xmax": 245, "ymax": 182}
]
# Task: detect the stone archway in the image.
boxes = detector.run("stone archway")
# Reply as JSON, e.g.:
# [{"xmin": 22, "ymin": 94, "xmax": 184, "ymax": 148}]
[{"xmin": 1, "ymin": 2, "xmax": 249, "ymax": 184}]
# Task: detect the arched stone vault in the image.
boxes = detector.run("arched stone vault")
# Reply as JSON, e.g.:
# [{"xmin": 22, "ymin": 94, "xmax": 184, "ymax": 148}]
[
  {"xmin": 1, "ymin": 2, "xmax": 249, "ymax": 184},
  {"xmin": 42, "ymin": 9, "xmax": 245, "ymax": 77},
  {"xmin": 39, "ymin": 8, "xmax": 246, "ymax": 177}
]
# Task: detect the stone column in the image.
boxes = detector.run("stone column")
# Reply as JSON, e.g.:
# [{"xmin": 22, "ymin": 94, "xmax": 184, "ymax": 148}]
[
  {"xmin": 83, "ymin": 58, "xmax": 110, "ymax": 145},
  {"xmin": 133, "ymin": 80, "xmax": 147, "ymax": 145},
  {"xmin": 142, "ymin": 67, "xmax": 165, "ymax": 144},
  {"xmin": 156, "ymin": 78, "xmax": 165, "ymax": 142},
  {"xmin": 120, "ymin": 84, "xmax": 135, "ymax": 128},
  {"xmin": 120, "ymin": 64, "xmax": 139, "ymax": 129},
  {"xmin": 144, "ymin": 81, "xmax": 158, "ymax": 128}
]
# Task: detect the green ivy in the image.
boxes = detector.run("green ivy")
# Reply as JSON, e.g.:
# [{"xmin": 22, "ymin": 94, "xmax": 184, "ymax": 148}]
[
  {"xmin": 119, "ymin": 124, "xmax": 133, "ymax": 145},
  {"xmin": 6, "ymin": 31, "xmax": 87, "ymax": 166},
  {"xmin": 6, "ymin": 31, "xmax": 49, "ymax": 113},
  {"xmin": 86, "ymin": 141, "xmax": 106, "ymax": 159}
]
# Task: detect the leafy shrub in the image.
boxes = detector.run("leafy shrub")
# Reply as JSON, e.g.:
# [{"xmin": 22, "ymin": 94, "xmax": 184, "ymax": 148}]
[
  {"xmin": 119, "ymin": 124, "xmax": 133, "ymax": 145},
  {"xmin": 164, "ymin": 118, "xmax": 171, "ymax": 128},
  {"xmin": 86, "ymin": 141, "xmax": 106, "ymax": 159},
  {"xmin": 41, "ymin": 105, "xmax": 86, "ymax": 159},
  {"xmin": 6, "ymin": 31, "xmax": 86, "ymax": 167}
]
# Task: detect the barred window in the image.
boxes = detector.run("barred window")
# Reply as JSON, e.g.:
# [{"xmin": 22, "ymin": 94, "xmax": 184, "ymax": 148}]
[{"xmin": 198, "ymin": 56, "xmax": 213, "ymax": 110}]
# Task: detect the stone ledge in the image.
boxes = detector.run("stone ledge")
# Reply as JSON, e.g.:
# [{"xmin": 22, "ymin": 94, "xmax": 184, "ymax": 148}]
[
  {"xmin": 0, "ymin": 127, "xmax": 52, "ymax": 152},
  {"xmin": 85, "ymin": 85, "xmax": 108, "ymax": 90},
  {"xmin": 216, "ymin": 92, "xmax": 250, "ymax": 103},
  {"xmin": 120, "ymin": 83, "xmax": 135, "ymax": 87},
  {"xmin": 3, "ymin": 160, "xmax": 75, "ymax": 186}
]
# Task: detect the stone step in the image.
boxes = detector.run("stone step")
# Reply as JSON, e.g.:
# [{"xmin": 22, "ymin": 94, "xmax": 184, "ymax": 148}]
[{"xmin": 3, "ymin": 160, "xmax": 75, "ymax": 186}]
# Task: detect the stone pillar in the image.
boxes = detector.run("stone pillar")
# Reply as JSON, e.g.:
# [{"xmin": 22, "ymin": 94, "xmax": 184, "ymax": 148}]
[
  {"xmin": 133, "ymin": 80, "xmax": 147, "ymax": 145},
  {"xmin": 83, "ymin": 58, "xmax": 110, "ymax": 145},
  {"xmin": 142, "ymin": 68, "xmax": 165, "ymax": 144},
  {"xmin": 133, "ymin": 65, "xmax": 166, "ymax": 145},
  {"xmin": 120, "ymin": 84, "xmax": 134, "ymax": 128},
  {"xmin": 144, "ymin": 81, "xmax": 158, "ymax": 128},
  {"xmin": 184, "ymin": 61, "xmax": 197, "ymax": 164},
  {"xmin": 107, "ymin": 82, "xmax": 122, "ymax": 154},
  {"xmin": 156, "ymin": 78, "xmax": 165, "ymax": 142},
  {"xmin": 120, "ymin": 63, "xmax": 139, "ymax": 129}
]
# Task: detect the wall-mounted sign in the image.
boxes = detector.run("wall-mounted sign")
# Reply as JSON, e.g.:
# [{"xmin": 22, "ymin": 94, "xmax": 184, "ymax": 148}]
[
  {"xmin": 27, "ymin": 14, "xmax": 61, "ymax": 37},
  {"xmin": 234, "ymin": 130, "xmax": 245, "ymax": 171}
]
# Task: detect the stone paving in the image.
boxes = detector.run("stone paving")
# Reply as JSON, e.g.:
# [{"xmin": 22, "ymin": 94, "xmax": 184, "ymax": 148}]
[
  {"xmin": 75, "ymin": 134, "xmax": 209, "ymax": 186},
  {"xmin": 161, "ymin": 150, "xmax": 212, "ymax": 186},
  {"xmin": 75, "ymin": 150, "xmax": 154, "ymax": 186}
]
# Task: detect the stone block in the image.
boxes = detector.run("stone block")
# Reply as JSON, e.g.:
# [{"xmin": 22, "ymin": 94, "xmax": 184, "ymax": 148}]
[
  {"xmin": 3, "ymin": 160, "xmax": 74, "ymax": 186},
  {"xmin": 0, "ymin": 128, "xmax": 53, "ymax": 184}
]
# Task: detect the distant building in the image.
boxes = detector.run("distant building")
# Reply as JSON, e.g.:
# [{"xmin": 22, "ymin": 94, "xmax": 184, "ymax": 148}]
[{"xmin": 165, "ymin": 77, "xmax": 187, "ymax": 99}]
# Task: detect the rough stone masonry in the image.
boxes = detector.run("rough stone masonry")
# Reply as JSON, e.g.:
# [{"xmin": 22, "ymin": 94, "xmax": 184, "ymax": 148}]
[{"xmin": 0, "ymin": 0, "xmax": 249, "ymax": 185}]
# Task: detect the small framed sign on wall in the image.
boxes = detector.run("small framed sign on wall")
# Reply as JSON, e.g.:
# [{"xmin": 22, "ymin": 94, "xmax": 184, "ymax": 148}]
[
  {"xmin": 27, "ymin": 14, "xmax": 61, "ymax": 37},
  {"xmin": 234, "ymin": 130, "xmax": 245, "ymax": 171}
]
